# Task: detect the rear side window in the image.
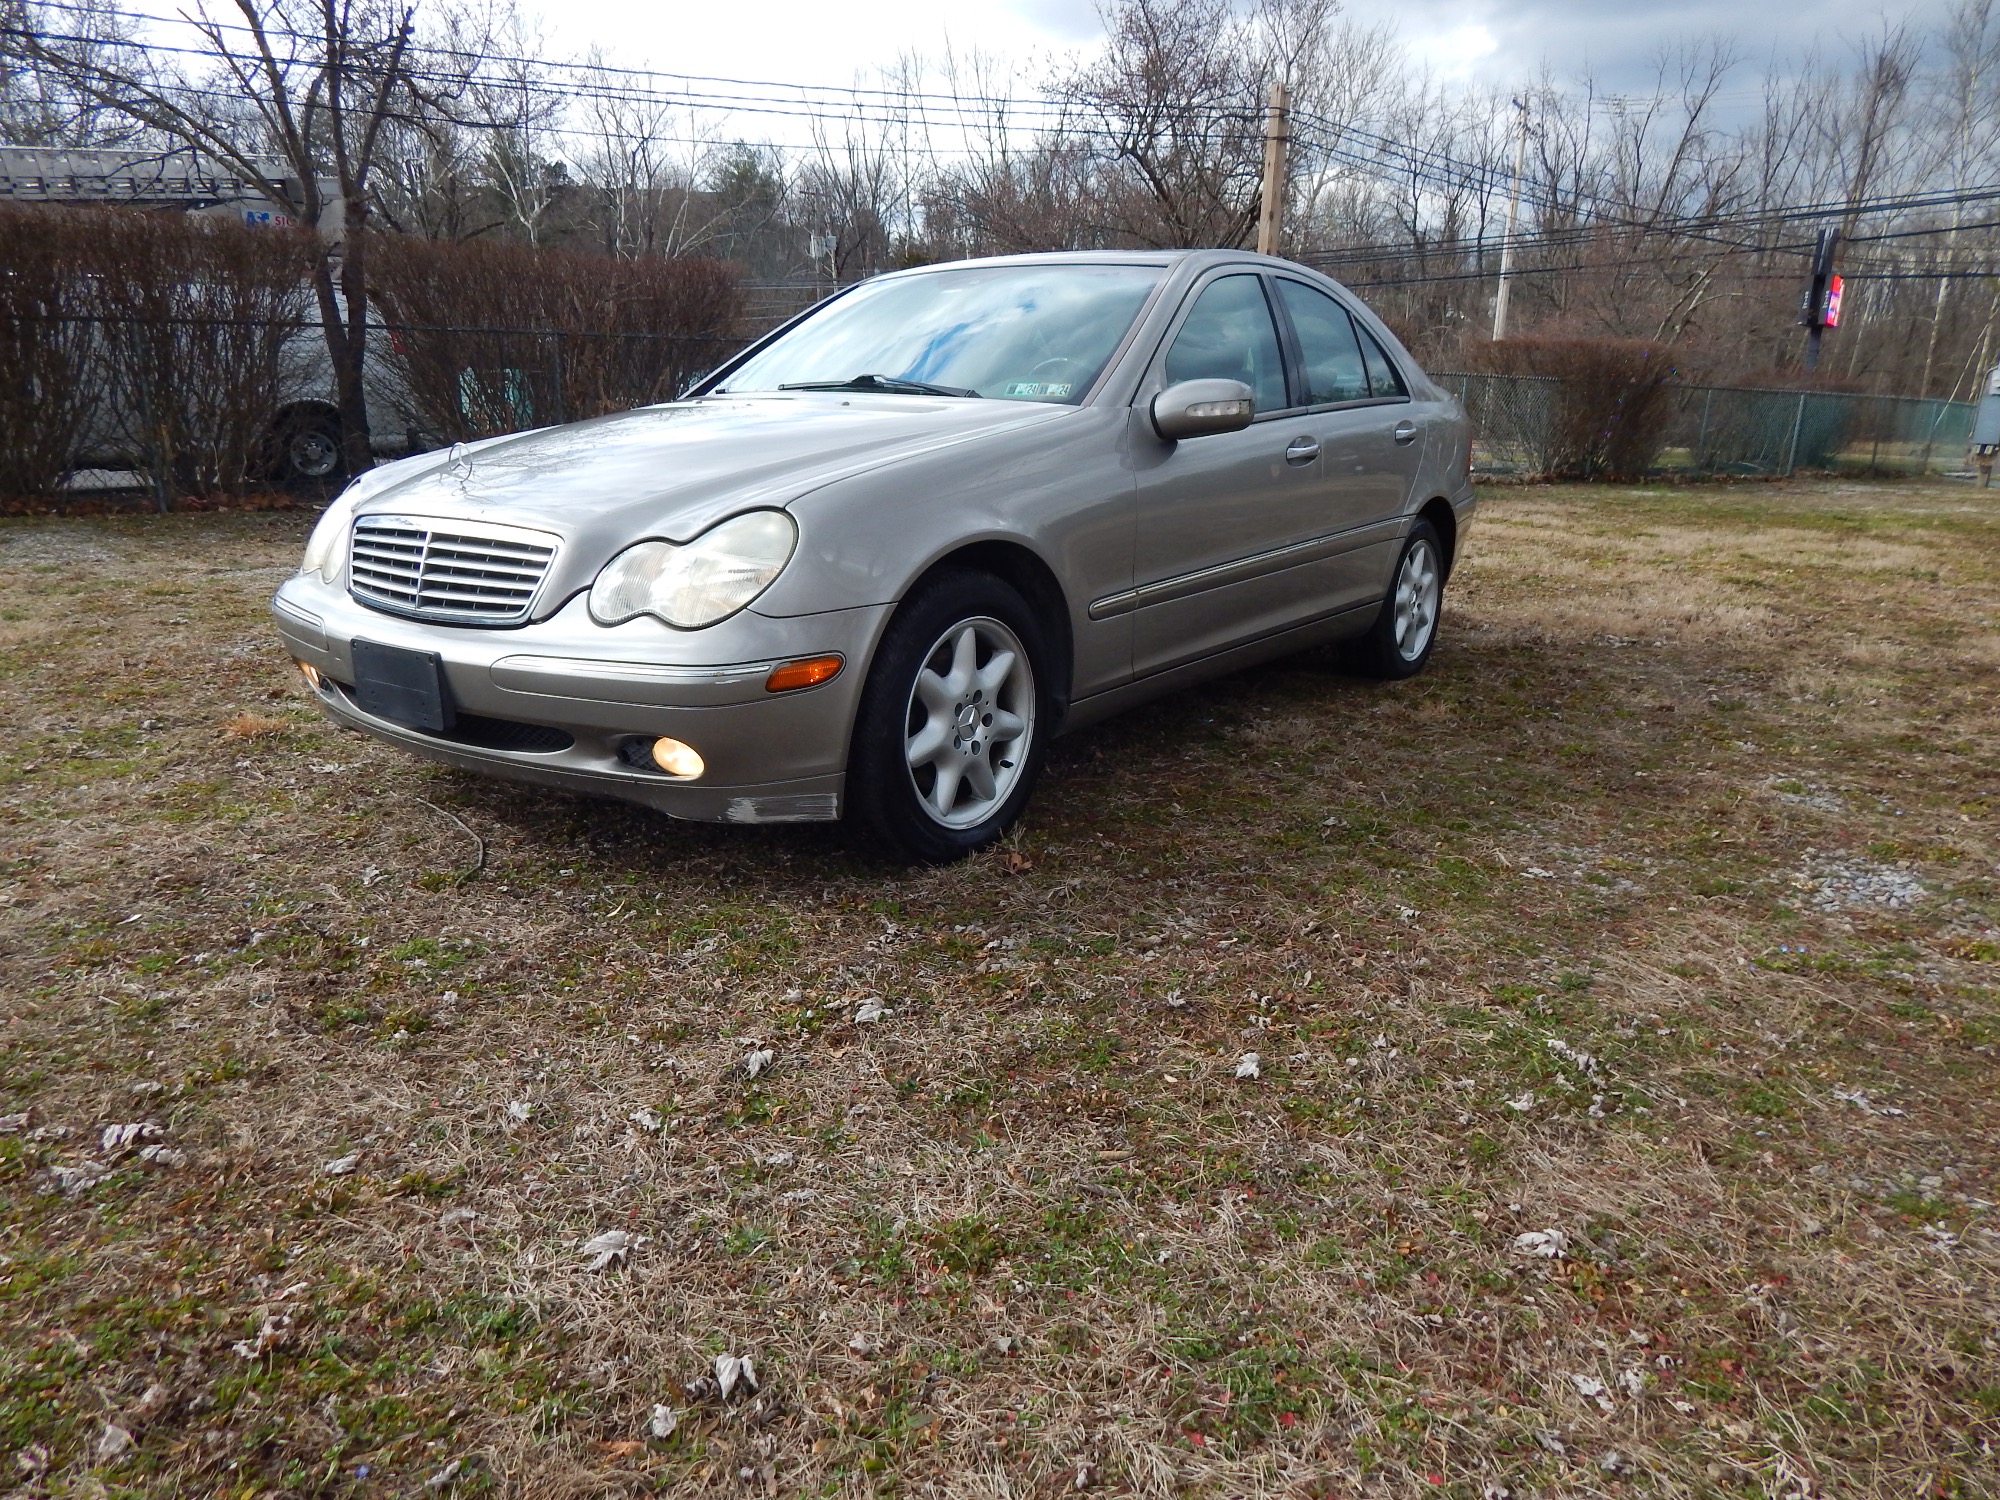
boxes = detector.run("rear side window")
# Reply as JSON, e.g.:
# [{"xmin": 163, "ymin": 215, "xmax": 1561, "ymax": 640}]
[
  {"xmin": 1274, "ymin": 279, "xmax": 1370, "ymax": 405},
  {"xmin": 1163, "ymin": 274, "xmax": 1288, "ymax": 415},
  {"xmin": 1357, "ymin": 323, "xmax": 1408, "ymax": 398}
]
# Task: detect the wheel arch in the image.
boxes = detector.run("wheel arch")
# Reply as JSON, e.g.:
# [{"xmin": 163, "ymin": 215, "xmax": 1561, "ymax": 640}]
[
  {"xmin": 903, "ymin": 539, "xmax": 1075, "ymax": 720},
  {"xmin": 1417, "ymin": 496, "xmax": 1458, "ymax": 580},
  {"xmin": 270, "ymin": 399, "xmax": 342, "ymax": 434}
]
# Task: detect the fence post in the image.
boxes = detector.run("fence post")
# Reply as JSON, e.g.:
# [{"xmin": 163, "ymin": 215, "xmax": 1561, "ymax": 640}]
[
  {"xmin": 1784, "ymin": 391, "xmax": 1806, "ymax": 477},
  {"xmin": 1695, "ymin": 387, "xmax": 1714, "ymax": 474},
  {"xmin": 1919, "ymin": 398, "xmax": 1945, "ymax": 474}
]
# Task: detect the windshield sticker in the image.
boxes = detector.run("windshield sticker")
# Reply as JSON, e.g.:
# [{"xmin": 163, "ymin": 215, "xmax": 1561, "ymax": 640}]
[{"xmin": 1003, "ymin": 381, "xmax": 1074, "ymax": 399}]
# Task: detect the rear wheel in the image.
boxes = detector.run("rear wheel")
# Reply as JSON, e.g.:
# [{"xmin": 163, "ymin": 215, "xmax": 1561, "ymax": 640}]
[
  {"xmin": 1344, "ymin": 519, "xmax": 1444, "ymax": 679},
  {"xmin": 848, "ymin": 571, "xmax": 1050, "ymax": 863},
  {"xmin": 270, "ymin": 408, "xmax": 345, "ymax": 486}
]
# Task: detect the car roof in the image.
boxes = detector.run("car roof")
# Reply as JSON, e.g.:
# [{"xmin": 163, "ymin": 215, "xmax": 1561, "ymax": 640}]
[{"xmin": 870, "ymin": 248, "xmax": 1302, "ymax": 277}]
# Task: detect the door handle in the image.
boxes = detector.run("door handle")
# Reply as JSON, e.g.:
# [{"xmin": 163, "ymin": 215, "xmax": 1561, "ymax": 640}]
[
  {"xmin": 1285, "ymin": 436, "xmax": 1320, "ymax": 465},
  {"xmin": 1393, "ymin": 420, "xmax": 1419, "ymax": 445}
]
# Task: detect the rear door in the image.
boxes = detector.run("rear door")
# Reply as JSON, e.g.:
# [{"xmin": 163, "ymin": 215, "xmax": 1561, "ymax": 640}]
[{"xmin": 1269, "ymin": 276, "xmax": 1424, "ymax": 605}]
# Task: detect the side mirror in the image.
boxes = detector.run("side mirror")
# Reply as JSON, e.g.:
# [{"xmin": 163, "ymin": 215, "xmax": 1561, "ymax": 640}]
[{"xmin": 1151, "ymin": 378, "xmax": 1256, "ymax": 440}]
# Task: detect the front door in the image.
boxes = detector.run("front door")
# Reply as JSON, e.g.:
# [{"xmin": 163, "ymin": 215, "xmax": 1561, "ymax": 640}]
[{"xmin": 1130, "ymin": 272, "xmax": 1333, "ymax": 678}]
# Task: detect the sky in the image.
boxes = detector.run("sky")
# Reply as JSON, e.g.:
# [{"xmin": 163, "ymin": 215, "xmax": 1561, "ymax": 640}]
[{"xmin": 516, "ymin": 0, "xmax": 1954, "ymax": 101}]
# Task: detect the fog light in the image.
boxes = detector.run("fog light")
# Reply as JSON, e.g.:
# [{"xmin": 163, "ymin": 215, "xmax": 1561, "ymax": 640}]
[
  {"xmin": 651, "ymin": 737, "xmax": 705, "ymax": 778},
  {"xmin": 765, "ymin": 654, "xmax": 844, "ymax": 693},
  {"xmin": 297, "ymin": 660, "xmax": 323, "ymax": 689}
]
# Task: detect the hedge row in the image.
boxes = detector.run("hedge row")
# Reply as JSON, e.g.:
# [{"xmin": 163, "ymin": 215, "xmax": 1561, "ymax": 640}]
[{"xmin": 0, "ymin": 205, "xmax": 743, "ymax": 503}]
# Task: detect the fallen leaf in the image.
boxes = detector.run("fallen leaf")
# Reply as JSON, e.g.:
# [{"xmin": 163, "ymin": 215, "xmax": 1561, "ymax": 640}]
[
  {"xmin": 231, "ymin": 1310, "xmax": 296, "ymax": 1360},
  {"xmin": 854, "ymin": 998, "xmax": 889, "ymax": 1024},
  {"xmin": 1506, "ymin": 1091, "xmax": 1536, "ymax": 1111},
  {"xmin": 322, "ymin": 1153, "xmax": 361, "ymax": 1177},
  {"xmin": 1235, "ymin": 1052, "xmax": 1262, "ymax": 1080},
  {"xmin": 426, "ymin": 1457, "xmax": 463, "ymax": 1490},
  {"xmin": 100, "ymin": 1122, "xmax": 163, "ymax": 1154},
  {"xmin": 648, "ymin": 1403, "xmax": 679, "ymax": 1439},
  {"xmin": 1570, "ymin": 1373, "xmax": 1614, "ymax": 1412},
  {"xmin": 743, "ymin": 1048, "xmax": 774, "ymax": 1079},
  {"xmin": 715, "ymin": 1352, "xmax": 759, "ymax": 1400},
  {"xmin": 95, "ymin": 1423, "xmax": 135, "ymax": 1460},
  {"xmin": 506, "ymin": 1101, "xmax": 534, "ymax": 1125},
  {"xmin": 848, "ymin": 1331, "xmax": 879, "ymax": 1356},
  {"xmin": 629, "ymin": 1107, "xmax": 663, "ymax": 1132},
  {"xmin": 1511, "ymin": 1228, "xmax": 1569, "ymax": 1258},
  {"xmin": 602, "ymin": 1439, "xmax": 645, "ymax": 1459},
  {"xmin": 580, "ymin": 1230, "xmax": 641, "ymax": 1271},
  {"xmin": 137, "ymin": 1144, "xmax": 187, "ymax": 1169}
]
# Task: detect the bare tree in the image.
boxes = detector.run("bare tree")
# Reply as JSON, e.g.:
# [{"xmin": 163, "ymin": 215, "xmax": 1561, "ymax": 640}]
[
  {"xmin": 0, "ymin": 0, "xmax": 146, "ymax": 146},
  {"xmin": 18, "ymin": 0, "xmax": 424, "ymax": 474}
]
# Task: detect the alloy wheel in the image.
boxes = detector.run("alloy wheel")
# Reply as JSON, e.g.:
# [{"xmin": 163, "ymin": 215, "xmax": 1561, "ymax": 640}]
[
  {"xmin": 1392, "ymin": 537, "xmax": 1440, "ymax": 661},
  {"xmin": 902, "ymin": 616, "xmax": 1036, "ymax": 829}
]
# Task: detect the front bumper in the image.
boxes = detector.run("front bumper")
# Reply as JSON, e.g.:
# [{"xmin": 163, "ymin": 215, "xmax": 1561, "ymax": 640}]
[{"xmin": 272, "ymin": 575, "xmax": 891, "ymax": 823}]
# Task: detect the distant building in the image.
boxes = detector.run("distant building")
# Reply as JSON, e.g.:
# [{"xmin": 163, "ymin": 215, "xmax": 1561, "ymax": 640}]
[{"xmin": 0, "ymin": 145, "xmax": 340, "ymax": 234}]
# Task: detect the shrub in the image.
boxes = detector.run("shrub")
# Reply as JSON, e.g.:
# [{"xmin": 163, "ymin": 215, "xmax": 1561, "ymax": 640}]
[
  {"xmin": 1468, "ymin": 338, "xmax": 1679, "ymax": 480},
  {"xmin": 0, "ymin": 206, "xmax": 100, "ymax": 501},
  {"xmin": 369, "ymin": 237, "xmax": 743, "ymax": 444},
  {"xmin": 87, "ymin": 211, "xmax": 316, "ymax": 503}
]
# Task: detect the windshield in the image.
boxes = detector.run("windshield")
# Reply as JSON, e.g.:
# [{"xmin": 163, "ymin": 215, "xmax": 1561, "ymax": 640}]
[{"xmin": 713, "ymin": 264, "xmax": 1164, "ymax": 404}]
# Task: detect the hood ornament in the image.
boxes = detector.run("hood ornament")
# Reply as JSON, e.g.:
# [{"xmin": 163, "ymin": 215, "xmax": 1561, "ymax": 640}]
[{"xmin": 446, "ymin": 442, "xmax": 473, "ymax": 483}]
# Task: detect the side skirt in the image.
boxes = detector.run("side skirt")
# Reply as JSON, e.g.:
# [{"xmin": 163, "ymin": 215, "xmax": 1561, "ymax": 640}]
[{"xmin": 1056, "ymin": 598, "xmax": 1379, "ymax": 737}]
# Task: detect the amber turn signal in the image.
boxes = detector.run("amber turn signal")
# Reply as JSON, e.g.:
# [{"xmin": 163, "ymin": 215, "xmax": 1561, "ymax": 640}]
[{"xmin": 764, "ymin": 654, "xmax": 844, "ymax": 693}]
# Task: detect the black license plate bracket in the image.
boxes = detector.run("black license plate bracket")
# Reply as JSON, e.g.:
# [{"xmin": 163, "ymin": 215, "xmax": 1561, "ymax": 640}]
[{"xmin": 350, "ymin": 639, "xmax": 455, "ymax": 732}]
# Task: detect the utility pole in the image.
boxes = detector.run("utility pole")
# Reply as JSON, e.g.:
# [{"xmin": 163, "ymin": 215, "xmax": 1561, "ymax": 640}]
[
  {"xmin": 1491, "ymin": 96, "xmax": 1529, "ymax": 341},
  {"xmin": 1256, "ymin": 80, "xmax": 1290, "ymax": 257},
  {"xmin": 1800, "ymin": 227, "xmax": 1842, "ymax": 370}
]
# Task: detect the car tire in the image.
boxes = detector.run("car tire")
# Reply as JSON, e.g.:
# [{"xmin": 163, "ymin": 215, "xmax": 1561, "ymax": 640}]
[
  {"xmin": 848, "ymin": 570, "xmax": 1051, "ymax": 864},
  {"xmin": 270, "ymin": 409, "xmax": 346, "ymax": 486},
  {"xmin": 1344, "ymin": 518, "xmax": 1445, "ymax": 679}
]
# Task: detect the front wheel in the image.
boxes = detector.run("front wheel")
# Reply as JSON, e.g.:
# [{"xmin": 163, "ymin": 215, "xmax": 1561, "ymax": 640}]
[
  {"xmin": 848, "ymin": 571, "xmax": 1050, "ymax": 863},
  {"xmin": 1344, "ymin": 520, "xmax": 1444, "ymax": 679}
]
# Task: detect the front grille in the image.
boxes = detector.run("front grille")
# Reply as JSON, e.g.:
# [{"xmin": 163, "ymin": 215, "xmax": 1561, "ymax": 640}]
[{"xmin": 348, "ymin": 514, "xmax": 559, "ymax": 625}]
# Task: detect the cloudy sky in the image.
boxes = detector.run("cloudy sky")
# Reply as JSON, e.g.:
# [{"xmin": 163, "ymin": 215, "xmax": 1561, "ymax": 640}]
[{"xmin": 519, "ymin": 0, "xmax": 1952, "ymax": 100}]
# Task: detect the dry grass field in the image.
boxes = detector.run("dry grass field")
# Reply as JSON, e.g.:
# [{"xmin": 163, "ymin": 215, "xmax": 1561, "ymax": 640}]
[{"xmin": 1, "ymin": 477, "xmax": 1996, "ymax": 1500}]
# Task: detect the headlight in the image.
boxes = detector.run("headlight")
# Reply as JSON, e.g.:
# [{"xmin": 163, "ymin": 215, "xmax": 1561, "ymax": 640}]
[
  {"xmin": 299, "ymin": 493, "xmax": 356, "ymax": 584},
  {"xmin": 589, "ymin": 511, "xmax": 797, "ymax": 629}
]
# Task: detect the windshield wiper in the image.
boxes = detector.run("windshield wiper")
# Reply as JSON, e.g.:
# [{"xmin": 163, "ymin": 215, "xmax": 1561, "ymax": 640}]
[{"xmin": 779, "ymin": 373, "xmax": 980, "ymax": 398}]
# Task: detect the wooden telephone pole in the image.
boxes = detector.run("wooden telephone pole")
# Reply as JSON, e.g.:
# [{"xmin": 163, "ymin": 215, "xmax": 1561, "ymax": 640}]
[
  {"xmin": 1491, "ymin": 97, "xmax": 1530, "ymax": 341},
  {"xmin": 1256, "ymin": 81, "xmax": 1290, "ymax": 256}
]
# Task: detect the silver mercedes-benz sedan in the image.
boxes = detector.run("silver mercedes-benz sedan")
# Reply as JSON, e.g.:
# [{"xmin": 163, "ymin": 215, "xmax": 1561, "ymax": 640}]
[{"xmin": 271, "ymin": 249, "xmax": 1474, "ymax": 861}]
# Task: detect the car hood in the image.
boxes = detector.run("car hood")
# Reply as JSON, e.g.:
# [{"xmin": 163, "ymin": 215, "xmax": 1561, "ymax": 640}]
[{"xmin": 349, "ymin": 394, "xmax": 1071, "ymax": 613}]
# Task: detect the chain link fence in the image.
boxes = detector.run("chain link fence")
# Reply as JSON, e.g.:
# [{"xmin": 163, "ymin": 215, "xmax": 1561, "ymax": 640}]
[{"xmin": 1435, "ymin": 371, "xmax": 1976, "ymax": 479}]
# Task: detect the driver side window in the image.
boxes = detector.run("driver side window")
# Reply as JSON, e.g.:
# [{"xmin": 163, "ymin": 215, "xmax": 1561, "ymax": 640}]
[{"xmin": 1163, "ymin": 274, "xmax": 1288, "ymax": 415}]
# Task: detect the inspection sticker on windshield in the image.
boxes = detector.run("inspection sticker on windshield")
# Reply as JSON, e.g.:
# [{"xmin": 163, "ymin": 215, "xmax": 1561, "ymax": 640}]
[{"xmin": 1004, "ymin": 380, "xmax": 1073, "ymax": 399}]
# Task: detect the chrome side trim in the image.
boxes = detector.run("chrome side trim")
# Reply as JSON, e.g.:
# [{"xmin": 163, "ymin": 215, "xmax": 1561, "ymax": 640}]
[
  {"xmin": 1088, "ymin": 519, "xmax": 1394, "ymax": 620},
  {"xmin": 491, "ymin": 654, "xmax": 780, "ymax": 691},
  {"xmin": 271, "ymin": 593, "xmax": 327, "ymax": 647}
]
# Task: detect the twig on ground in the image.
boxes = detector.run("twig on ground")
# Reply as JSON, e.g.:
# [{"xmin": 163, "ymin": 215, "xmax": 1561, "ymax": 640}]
[{"xmin": 413, "ymin": 797, "xmax": 486, "ymax": 885}]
